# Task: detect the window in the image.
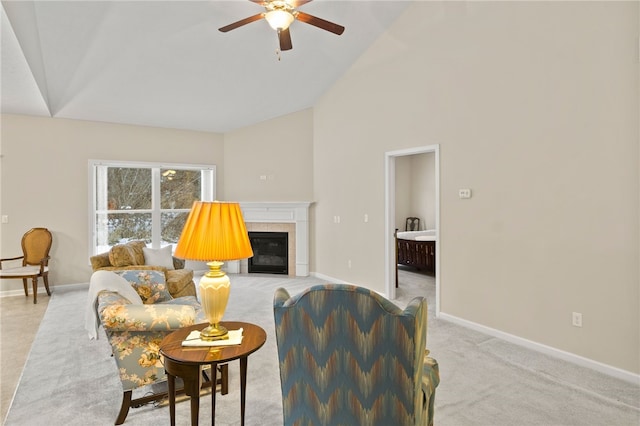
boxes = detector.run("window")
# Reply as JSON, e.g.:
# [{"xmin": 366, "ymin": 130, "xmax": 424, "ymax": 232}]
[{"xmin": 89, "ymin": 160, "xmax": 215, "ymax": 255}]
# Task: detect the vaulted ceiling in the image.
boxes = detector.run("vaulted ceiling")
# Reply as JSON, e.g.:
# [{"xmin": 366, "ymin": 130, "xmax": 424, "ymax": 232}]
[{"xmin": 1, "ymin": 1, "xmax": 411, "ymax": 133}]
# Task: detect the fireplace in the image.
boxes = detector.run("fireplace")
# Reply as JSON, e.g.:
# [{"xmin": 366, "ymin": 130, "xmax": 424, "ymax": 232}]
[
  {"xmin": 223, "ymin": 202, "xmax": 311, "ymax": 277},
  {"xmin": 248, "ymin": 232, "xmax": 288, "ymax": 275}
]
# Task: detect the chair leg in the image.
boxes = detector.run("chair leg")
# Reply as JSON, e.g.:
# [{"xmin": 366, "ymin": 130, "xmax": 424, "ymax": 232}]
[
  {"xmin": 115, "ymin": 390, "xmax": 133, "ymax": 425},
  {"xmin": 43, "ymin": 273, "xmax": 51, "ymax": 295},
  {"xmin": 22, "ymin": 278, "xmax": 28, "ymax": 297},
  {"xmin": 32, "ymin": 277, "xmax": 38, "ymax": 304}
]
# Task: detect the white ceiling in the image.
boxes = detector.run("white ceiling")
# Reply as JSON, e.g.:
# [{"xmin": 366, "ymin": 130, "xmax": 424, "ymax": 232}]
[{"xmin": 1, "ymin": 1, "xmax": 410, "ymax": 133}]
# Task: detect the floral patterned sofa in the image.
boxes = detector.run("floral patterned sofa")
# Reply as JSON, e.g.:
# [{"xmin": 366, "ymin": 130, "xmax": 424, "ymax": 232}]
[
  {"xmin": 90, "ymin": 240, "xmax": 196, "ymax": 298},
  {"xmin": 94, "ymin": 269, "xmax": 228, "ymax": 424}
]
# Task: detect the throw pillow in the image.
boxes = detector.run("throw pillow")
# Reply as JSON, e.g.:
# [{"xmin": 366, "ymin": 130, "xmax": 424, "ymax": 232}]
[
  {"xmin": 115, "ymin": 270, "xmax": 173, "ymax": 304},
  {"xmin": 128, "ymin": 240, "xmax": 147, "ymax": 265},
  {"xmin": 109, "ymin": 244, "xmax": 137, "ymax": 267},
  {"xmin": 143, "ymin": 245, "xmax": 175, "ymax": 270}
]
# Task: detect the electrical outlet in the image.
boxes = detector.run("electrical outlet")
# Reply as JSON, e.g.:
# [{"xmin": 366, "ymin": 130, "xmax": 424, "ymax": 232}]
[
  {"xmin": 459, "ymin": 188, "xmax": 472, "ymax": 199},
  {"xmin": 572, "ymin": 312, "xmax": 582, "ymax": 327}
]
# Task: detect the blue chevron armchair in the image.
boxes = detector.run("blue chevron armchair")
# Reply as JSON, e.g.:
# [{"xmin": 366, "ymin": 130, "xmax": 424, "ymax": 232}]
[{"xmin": 274, "ymin": 284, "xmax": 440, "ymax": 426}]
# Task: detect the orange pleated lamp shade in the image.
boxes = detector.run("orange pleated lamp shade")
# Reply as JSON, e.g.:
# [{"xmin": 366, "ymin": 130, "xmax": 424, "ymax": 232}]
[{"xmin": 174, "ymin": 201, "xmax": 253, "ymax": 261}]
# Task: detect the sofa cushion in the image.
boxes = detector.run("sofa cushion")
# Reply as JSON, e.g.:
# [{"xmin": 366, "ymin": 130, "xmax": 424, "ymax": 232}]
[
  {"xmin": 109, "ymin": 244, "xmax": 137, "ymax": 267},
  {"xmin": 108, "ymin": 241, "xmax": 146, "ymax": 267},
  {"xmin": 116, "ymin": 270, "xmax": 172, "ymax": 304},
  {"xmin": 166, "ymin": 269, "xmax": 197, "ymax": 298},
  {"xmin": 143, "ymin": 246, "xmax": 175, "ymax": 270},
  {"xmin": 162, "ymin": 295, "xmax": 205, "ymax": 322},
  {"xmin": 128, "ymin": 240, "xmax": 147, "ymax": 265},
  {"xmin": 90, "ymin": 252, "xmax": 112, "ymax": 271}
]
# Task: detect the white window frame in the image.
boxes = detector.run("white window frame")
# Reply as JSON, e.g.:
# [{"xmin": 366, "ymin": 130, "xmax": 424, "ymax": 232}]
[{"xmin": 88, "ymin": 159, "xmax": 216, "ymax": 257}]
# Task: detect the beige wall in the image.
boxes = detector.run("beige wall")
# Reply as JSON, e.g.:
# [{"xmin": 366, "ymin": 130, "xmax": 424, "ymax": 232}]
[
  {"xmin": 410, "ymin": 153, "xmax": 436, "ymax": 231},
  {"xmin": 223, "ymin": 108, "xmax": 314, "ymax": 202},
  {"xmin": 313, "ymin": 2, "xmax": 639, "ymax": 373},
  {"xmin": 223, "ymin": 108, "xmax": 315, "ymax": 269},
  {"xmin": 394, "ymin": 153, "xmax": 436, "ymax": 231},
  {"xmin": 0, "ymin": 114, "xmax": 224, "ymax": 286},
  {"xmin": 395, "ymin": 155, "xmax": 412, "ymax": 230}
]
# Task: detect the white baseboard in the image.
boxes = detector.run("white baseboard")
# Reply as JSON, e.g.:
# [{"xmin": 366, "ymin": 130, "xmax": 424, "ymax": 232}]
[
  {"xmin": 310, "ymin": 272, "xmax": 351, "ymax": 284},
  {"xmin": 438, "ymin": 312, "xmax": 640, "ymax": 385},
  {"xmin": 0, "ymin": 282, "xmax": 88, "ymax": 298},
  {"xmin": 0, "ymin": 288, "xmax": 48, "ymax": 298}
]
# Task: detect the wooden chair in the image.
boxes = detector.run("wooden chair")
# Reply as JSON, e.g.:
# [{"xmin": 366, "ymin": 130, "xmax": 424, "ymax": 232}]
[
  {"xmin": 0, "ymin": 228, "xmax": 52, "ymax": 303},
  {"xmin": 406, "ymin": 217, "xmax": 420, "ymax": 231}
]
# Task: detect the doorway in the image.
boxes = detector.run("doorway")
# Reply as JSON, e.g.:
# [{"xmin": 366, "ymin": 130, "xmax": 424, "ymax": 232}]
[{"xmin": 385, "ymin": 145, "xmax": 440, "ymax": 315}]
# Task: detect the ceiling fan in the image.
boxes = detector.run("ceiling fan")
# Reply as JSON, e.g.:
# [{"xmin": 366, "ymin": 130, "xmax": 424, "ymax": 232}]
[{"xmin": 218, "ymin": 0, "xmax": 345, "ymax": 52}]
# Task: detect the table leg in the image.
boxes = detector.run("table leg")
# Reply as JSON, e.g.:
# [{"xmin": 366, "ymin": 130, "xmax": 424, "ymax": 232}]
[
  {"xmin": 240, "ymin": 357, "xmax": 248, "ymax": 426},
  {"xmin": 220, "ymin": 364, "xmax": 229, "ymax": 394},
  {"xmin": 184, "ymin": 370, "xmax": 200, "ymax": 426},
  {"xmin": 190, "ymin": 390, "xmax": 199, "ymax": 426},
  {"xmin": 167, "ymin": 373, "xmax": 176, "ymax": 426},
  {"xmin": 210, "ymin": 363, "xmax": 217, "ymax": 426}
]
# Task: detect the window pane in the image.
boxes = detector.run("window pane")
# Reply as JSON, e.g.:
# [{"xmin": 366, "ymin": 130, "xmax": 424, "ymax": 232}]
[
  {"xmin": 106, "ymin": 167, "xmax": 152, "ymax": 210},
  {"xmin": 91, "ymin": 161, "xmax": 216, "ymax": 256},
  {"xmin": 95, "ymin": 213, "xmax": 111, "ymax": 253},
  {"xmin": 161, "ymin": 212, "xmax": 189, "ymax": 244},
  {"xmin": 161, "ymin": 169, "xmax": 201, "ymax": 209},
  {"xmin": 106, "ymin": 212, "xmax": 152, "ymax": 246}
]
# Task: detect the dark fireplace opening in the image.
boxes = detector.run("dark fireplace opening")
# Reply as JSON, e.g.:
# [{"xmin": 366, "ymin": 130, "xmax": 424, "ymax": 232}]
[{"xmin": 248, "ymin": 232, "xmax": 288, "ymax": 275}]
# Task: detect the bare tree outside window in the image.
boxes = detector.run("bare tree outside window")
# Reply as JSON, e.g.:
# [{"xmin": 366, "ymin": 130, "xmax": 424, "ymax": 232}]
[
  {"xmin": 160, "ymin": 169, "xmax": 201, "ymax": 244},
  {"xmin": 106, "ymin": 167, "xmax": 152, "ymax": 245}
]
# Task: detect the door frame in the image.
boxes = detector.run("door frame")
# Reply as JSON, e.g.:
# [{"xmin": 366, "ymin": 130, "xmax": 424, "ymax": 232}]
[{"xmin": 384, "ymin": 144, "xmax": 440, "ymax": 315}]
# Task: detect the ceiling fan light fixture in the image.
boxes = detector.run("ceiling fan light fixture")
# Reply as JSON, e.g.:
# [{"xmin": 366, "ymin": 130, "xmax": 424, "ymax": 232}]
[{"xmin": 265, "ymin": 10, "xmax": 294, "ymax": 31}]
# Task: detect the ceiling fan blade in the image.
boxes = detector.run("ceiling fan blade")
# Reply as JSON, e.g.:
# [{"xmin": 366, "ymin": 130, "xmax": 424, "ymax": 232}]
[
  {"xmin": 290, "ymin": 0, "xmax": 313, "ymax": 7},
  {"xmin": 218, "ymin": 13, "xmax": 264, "ymax": 32},
  {"xmin": 295, "ymin": 11, "xmax": 344, "ymax": 35},
  {"xmin": 278, "ymin": 28, "xmax": 293, "ymax": 51},
  {"xmin": 250, "ymin": 0, "xmax": 312, "ymax": 6}
]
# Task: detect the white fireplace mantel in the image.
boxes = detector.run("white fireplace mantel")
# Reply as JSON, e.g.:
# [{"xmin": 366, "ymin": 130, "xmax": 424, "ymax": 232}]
[{"xmin": 238, "ymin": 202, "xmax": 313, "ymax": 276}]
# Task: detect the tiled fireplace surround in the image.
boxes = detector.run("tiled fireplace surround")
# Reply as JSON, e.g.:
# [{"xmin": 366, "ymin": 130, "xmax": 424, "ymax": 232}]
[{"xmin": 225, "ymin": 202, "xmax": 312, "ymax": 277}]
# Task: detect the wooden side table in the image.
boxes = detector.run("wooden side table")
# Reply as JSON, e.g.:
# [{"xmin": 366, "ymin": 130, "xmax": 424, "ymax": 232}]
[{"xmin": 160, "ymin": 321, "xmax": 267, "ymax": 426}]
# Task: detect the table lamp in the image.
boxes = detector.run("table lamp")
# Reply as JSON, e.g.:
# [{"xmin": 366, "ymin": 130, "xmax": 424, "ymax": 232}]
[{"xmin": 174, "ymin": 201, "xmax": 253, "ymax": 340}]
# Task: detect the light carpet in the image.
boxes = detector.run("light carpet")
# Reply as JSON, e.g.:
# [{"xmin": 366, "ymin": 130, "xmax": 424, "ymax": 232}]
[{"xmin": 5, "ymin": 271, "xmax": 640, "ymax": 425}]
